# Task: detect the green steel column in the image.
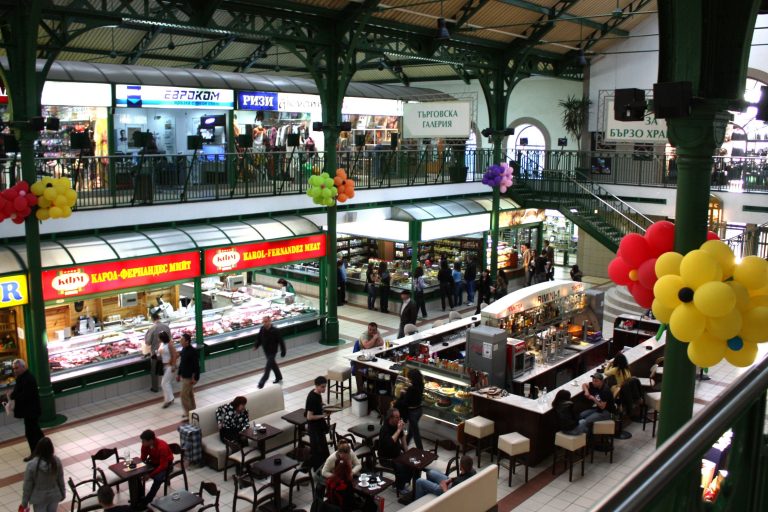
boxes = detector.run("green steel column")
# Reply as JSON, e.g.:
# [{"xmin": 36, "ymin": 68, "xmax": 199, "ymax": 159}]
[
  {"xmin": 489, "ymin": 186, "xmax": 501, "ymax": 282},
  {"xmin": 324, "ymin": 203, "xmax": 341, "ymax": 345},
  {"xmin": 107, "ymin": 103, "xmax": 116, "ymax": 206},
  {"xmin": 193, "ymin": 277, "xmax": 205, "ymax": 373},
  {"xmin": 319, "ymin": 256, "xmax": 327, "ymax": 322},
  {"xmin": 408, "ymin": 221, "xmax": 421, "ymax": 290},
  {"xmin": 5, "ymin": 1, "xmax": 64, "ymax": 426}
]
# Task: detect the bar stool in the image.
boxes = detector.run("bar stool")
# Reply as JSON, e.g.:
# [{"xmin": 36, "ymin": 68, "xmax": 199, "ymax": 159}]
[
  {"xmin": 448, "ymin": 311, "xmax": 462, "ymax": 321},
  {"xmin": 553, "ymin": 432, "xmax": 587, "ymax": 482},
  {"xmin": 403, "ymin": 323, "xmax": 418, "ymax": 336},
  {"xmin": 327, "ymin": 365, "xmax": 353, "ymax": 407},
  {"xmin": 463, "ymin": 416, "xmax": 495, "ymax": 467},
  {"xmin": 643, "ymin": 392, "xmax": 661, "ymax": 437},
  {"xmin": 590, "ymin": 420, "xmax": 616, "ymax": 463},
  {"xmin": 497, "ymin": 432, "xmax": 530, "ymax": 485}
]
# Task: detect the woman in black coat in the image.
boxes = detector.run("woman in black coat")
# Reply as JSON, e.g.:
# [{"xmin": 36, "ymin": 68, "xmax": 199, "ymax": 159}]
[
  {"xmin": 475, "ymin": 268, "xmax": 493, "ymax": 314},
  {"xmin": 437, "ymin": 260, "xmax": 454, "ymax": 311},
  {"xmin": 552, "ymin": 390, "xmax": 579, "ymax": 434}
]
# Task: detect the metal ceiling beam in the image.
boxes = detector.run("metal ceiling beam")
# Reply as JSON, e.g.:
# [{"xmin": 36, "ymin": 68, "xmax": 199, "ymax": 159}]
[
  {"xmin": 453, "ymin": 0, "xmax": 493, "ymax": 30},
  {"xmin": 496, "ymin": 0, "xmax": 629, "ymax": 36},
  {"xmin": 571, "ymin": 0, "xmax": 652, "ymax": 57},
  {"xmin": 506, "ymin": 0, "xmax": 583, "ymax": 55},
  {"xmin": 123, "ymin": 26, "xmax": 163, "ymax": 65},
  {"xmin": 194, "ymin": 11, "xmax": 255, "ymax": 69},
  {"xmin": 234, "ymin": 42, "xmax": 273, "ymax": 72}
]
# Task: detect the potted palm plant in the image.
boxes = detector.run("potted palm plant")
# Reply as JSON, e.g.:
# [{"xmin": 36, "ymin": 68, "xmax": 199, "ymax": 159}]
[{"xmin": 558, "ymin": 95, "xmax": 591, "ymax": 151}]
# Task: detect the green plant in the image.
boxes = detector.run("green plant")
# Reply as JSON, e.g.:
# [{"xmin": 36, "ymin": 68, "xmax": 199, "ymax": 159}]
[{"xmin": 558, "ymin": 95, "xmax": 592, "ymax": 150}]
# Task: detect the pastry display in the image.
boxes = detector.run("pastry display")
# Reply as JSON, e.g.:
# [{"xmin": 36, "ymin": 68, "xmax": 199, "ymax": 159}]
[
  {"xmin": 425, "ymin": 381, "xmax": 441, "ymax": 390},
  {"xmin": 453, "ymin": 404, "xmax": 471, "ymax": 415},
  {"xmin": 455, "ymin": 390, "xmax": 471, "ymax": 399},
  {"xmin": 436, "ymin": 396, "xmax": 452, "ymax": 407},
  {"xmin": 439, "ymin": 386, "xmax": 456, "ymax": 395}
]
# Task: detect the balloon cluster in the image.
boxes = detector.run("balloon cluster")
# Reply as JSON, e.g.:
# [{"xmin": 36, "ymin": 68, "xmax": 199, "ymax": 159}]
[
  {"xmin": 0, "ymin": 181, "xmax": 37, "ymax": 224},
  {"xmin": 653, "ymin": 241, "xmax": 768, "ymax": 367},
  {"xmin": 332, "ymin": 169, "xmax": 355, "ymax": 203},
  {"xmin": 482, "ymin": 163, "xmax": 514, "ymax": 193},
  {"xmin": 31, "ymin": 177, "xmax": 77, "ymax": 220},
  {"xmin": 307, "ymin": 172, "xmax": 337, "ymax": 206}
]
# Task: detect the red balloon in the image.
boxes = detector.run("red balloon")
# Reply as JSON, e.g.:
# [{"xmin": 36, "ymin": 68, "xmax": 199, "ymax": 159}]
[
  {"xmin": 13, "ymin": 196, "xmax": 27, "ymax": 211},
  {"xmin": 619, "ymin": 233, "xmax": 652, "ymax": 268},
  {"xmin": 11, "ymin": 215, "xmax": 24, "ymax": 224},
  {"xmin": 706, "ymin": 231, "xmax": 719, "ymax": 241},
  {"xmin": 1, "ymin": 201, "xmax": 13, "ymax": 216},
  {"xmin": 26, "ymin": 195, "xmax": 37, "ymax": 207},
  {"xmin": 16, "ymin": 181, "xmax": 29, "ymax": 193},
  {"xmin": 608, "ymin": 257, "xmax": 634, "ymax": 285},
  {"xmin": 1, "ymin": 188, "xmax": 16, "ymax": 200},
  {"xmin": 644, "ymin": 221, "xmax": 675, "ymax": 256},
  {"xmin": 637, "ymin": 258, "xmax": 658, "ymax": 289},
  {"xmin": 629, "ymin": 282, "xmax": 655, "ymax": 309}
]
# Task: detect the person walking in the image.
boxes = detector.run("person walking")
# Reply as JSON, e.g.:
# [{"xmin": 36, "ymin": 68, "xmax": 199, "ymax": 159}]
[
  {"xmin": 6, "ymin": 359, "xmax": 43, "ymax": 460},
  {"xmin": 521, "ymin": 243, "xmax": 534, "ymax": 286},
  {"xmin": 412, "ymin": 266, "xmax": 428, "ymax": 319},
  {"xmin": 494, "ymin": 269, "xmax": 508, "ymax": 301},
  {"xmin": 437, "ymin": 260, "xmax": 454, "ymax": 311},
  {"xmin": 305, "ymin": 376, "xmax": 330, "ymax": 471},
  {"xmin": 400, "ymin": 368, "xmax": 424, "ymax": 450},
  {"xmin": 475, "ymin": 268, "xmax": 493, "ymax": 314},
  {"xmin": 176, "ymin": 333, "xmax": 199, "ymax": 419},
  {"xmin": 145, "ymin": 312, "xmax": 170, "ymax": 393},
  {"xmin": 378, "ymin": 261, "xmax": 391, "ymax": 313},
  {"xmin": 464, "ymin": 258, "xmax": 477, "ymax": 305},
  {"xmin": 534, "ymin": 250, "xmax": 549, "ymax": 284},
  {"xmin": 337, "ymin": 259, "xmax": 347, "ymax": 306},
  {"xmin": 21, "ymin": 437, "xmax": 65, "ymax": 512},
  {"xmin": 397, "ymin": 290, "xmax": 419, "ymax": 339},
  {"xmin": 366, "ymin": 265, "xmax": 377, "ymax": 310},
  {"xmin": 544, "ymin": 240, "xmax": 555, "ymax": 280},
  {"xmin": 157, "ymin": 331, "xmax": 178, "ymax": 409},
  {"xmin": 254, "ymin": 316, "xmax": 286, "ymax": 388},
  {"xmin": 451, "ymin": 261, "xmax": 463, "ymax": 307}
]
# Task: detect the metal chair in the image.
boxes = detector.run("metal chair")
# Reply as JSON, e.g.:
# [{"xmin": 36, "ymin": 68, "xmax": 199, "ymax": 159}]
[
  {"xmin": 90, "ymin": 447, "xmax": 125, "ymax": 491},
  {"xmin": 334, "ymin": 430, "xmax": 374, "ymax": 470},
  {"xmin": 280, "ymin": 464, "xmax": 316, "ymax": 508},
  {"xmin": 231, "ymin": 470, "xmax": 274, "ymax": 512},
  {"xmin": 223, "ymin": 438, "xmax": 261, "ymax": 483},
  {"xmin": 195, "ymin": 482, "xmax": 220, "ymax": 512},
  {"xmin": 164, "ymin": 442, "xmax": 189, "ymax": 494},
  {"xmin": 67, "ymin": 476, "xmax": 104, "ymax": 512}
]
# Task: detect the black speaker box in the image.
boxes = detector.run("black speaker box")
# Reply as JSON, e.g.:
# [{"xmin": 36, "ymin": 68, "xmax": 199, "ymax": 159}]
[
  {"xmin": 354, "ymin": 134, "xmax": 366, "ymax": 147},
  {"xmin": 70, "ymin": 131, "xmax": 91, "ymax": 150},
  {"xmin": 614, "ymin": 88, "xmax": 646, "ymax": 121},
  {"xmin": 286, "ymin": 133, "xmax": 301, "ymax": 147},
  {"xmin": 187, "ymin": 135, "xmax": 203, "ymax": 150},
  {"xmin": 653, "ymin": 82, "xmax": 692, "ymax": 119},
  {"xmin": 236, "ymin": 133, "xmax": 252, "ymax": 147},
  {"xmin": 390, "ymin": 133, "xmax": 398, "ymax": 149},
  {"xmin": 557, "ymin": 137, "xmax": 568, "ymax": 146},
  {"xmin": 2, "ymin": 134, "xmax": 19, "ymax": 153},
  {"xmin": 312, "ymin": 122, "xmax": 323, "ymax": 131},
  {"xmin": 519, "ymin": 138, "xmax": 528, "ymax": 146}
]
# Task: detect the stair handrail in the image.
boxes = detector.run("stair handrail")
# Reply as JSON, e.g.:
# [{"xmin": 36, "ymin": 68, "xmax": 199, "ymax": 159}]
[
  {"xmin": 571, "ymin": 169, "xmax": 654, "ymax": 227},
  {"xmin": 592, "ymin": 350, "xmax": 768, "ymax": 511},
  {"xmin": 722, "ymin": 221, "xmax": 768, "ymax": 256}
]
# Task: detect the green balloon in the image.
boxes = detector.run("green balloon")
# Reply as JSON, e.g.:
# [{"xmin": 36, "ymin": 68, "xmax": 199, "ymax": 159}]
[
  {"xmin": 307, "ymin": 188, "xmax": 317, "ymax": 198},
  {"xmin": 320, "ymin": 172, "xmax": 329, "ymax": 179},
  {"xmin": 321, "ymin": 188, "xmax": 331, "ymax": 198}
]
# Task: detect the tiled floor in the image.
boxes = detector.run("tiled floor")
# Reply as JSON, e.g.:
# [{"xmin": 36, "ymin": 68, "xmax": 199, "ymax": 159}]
[{"xmin": 0, "ymin": 270, "xmax": 755, "ymax": 512}]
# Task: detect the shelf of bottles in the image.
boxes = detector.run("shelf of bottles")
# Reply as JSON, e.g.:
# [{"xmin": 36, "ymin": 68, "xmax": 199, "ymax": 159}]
[{"xmin": 492, "ymin": 292, "xmax": 587, "ymax": 338}]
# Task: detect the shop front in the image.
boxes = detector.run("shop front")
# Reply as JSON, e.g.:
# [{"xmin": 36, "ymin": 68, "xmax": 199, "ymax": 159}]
[
  {"xmin": 0, "ymin": 267, "xmax": 28, "ymax": 391},
  {"xmin": 488, "ymin": 207, "xmax": 546, "ymax": 274}
]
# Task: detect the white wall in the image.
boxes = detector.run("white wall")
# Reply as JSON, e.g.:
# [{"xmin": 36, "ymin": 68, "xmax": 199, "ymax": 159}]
[{"xmin": 748, "ymin": 15, "xmax": 768, "ymax": 81}]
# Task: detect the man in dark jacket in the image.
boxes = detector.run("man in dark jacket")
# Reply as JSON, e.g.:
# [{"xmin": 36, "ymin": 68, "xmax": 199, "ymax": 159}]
[
  {"xmin": 398, "ymin": 290, "xmax": 419, "ymax": 339},
  {"xmin": 176, "ymin": 333, "xmax": 200, "ymax": 419},
  {"xmin": 254, "ymin": 315, "xmax": 286, "ymax": 388},
  {"xmin": 6, "ymin": 359, "xmax": 43, "ymax": 460}
]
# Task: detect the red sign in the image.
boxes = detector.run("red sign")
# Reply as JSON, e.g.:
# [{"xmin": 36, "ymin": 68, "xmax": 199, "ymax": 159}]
[
  {"xmin": 42, "ymin": 251, "xmax": 200, "ymax": 301},
  {"xmin": 204, "ymin": 234, "xmax": 326, "ymax": 274}
]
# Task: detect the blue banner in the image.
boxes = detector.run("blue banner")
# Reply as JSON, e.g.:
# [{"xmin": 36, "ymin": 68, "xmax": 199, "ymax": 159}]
[{"xmin": 237, "ymin": 91, "xmax": 279, "ymax": 111}]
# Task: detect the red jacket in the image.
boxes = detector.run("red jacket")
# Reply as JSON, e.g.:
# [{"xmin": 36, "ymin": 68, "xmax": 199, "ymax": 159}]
[{"xmin": 140, "ymin": 438, "xmax": 174, "ymax": 478}]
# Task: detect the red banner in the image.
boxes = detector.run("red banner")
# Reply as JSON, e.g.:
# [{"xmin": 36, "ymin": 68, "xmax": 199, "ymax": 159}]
[
  {"xmin": 42, "ymin": 252, "xmax": 200, "ymax": 301},
  {"xmin": 204, "ymin": 234, "xmax": 326, "ymax": 274}
]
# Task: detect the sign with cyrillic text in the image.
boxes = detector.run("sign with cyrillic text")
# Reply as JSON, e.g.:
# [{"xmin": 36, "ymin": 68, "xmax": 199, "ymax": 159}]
[
  {"xmin": 116, "ymin": 85, "xmax": 234, "ymax": 110},
  {"xmin": 402, "ymin": 101, "xmax": 471, "ymax": 138},
  {"xmin": 604, "ymin": 98, "xmax": 668, "ymax": 143},
  {"xmin": 204, "ymin": 234, "xmax": 326, "ymax": 274}
]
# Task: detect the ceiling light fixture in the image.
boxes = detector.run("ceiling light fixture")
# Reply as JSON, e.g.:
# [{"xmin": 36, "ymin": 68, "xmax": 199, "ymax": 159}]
[
  {"xmin": 436, "ymin": 1, "xmax": 450, "ymax": 41},
  {"xmin": 167, "ymin": 33, "xmax": 175, "ymax": 51}
]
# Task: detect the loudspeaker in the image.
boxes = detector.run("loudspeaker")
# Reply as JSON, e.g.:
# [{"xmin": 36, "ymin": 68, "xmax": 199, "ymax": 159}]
[
  {"xmin": 340, "ymin": 121, "xmax": 352, "ymax": 132},
  {"xmin": 187, "ymin": 135, "xmax": 203, "ymax": 150},
  {"xmin": 557, "ymin": 137, "xmax": 568, "ymax": 146},
  {"xmin": 45, "ymin": 117, "xmax": 60, "ymax": 131},
  {"xmin": 653, "ymin": 81, "xmax": 692, "ymax": 119},
  {"xmin": 354, "ymin": 134, "xmax": 366, "ymax": 147},
  {"xmin": 70, "ymin": 131, "xmax": 91, "ymax": 150},
  {"xmin": 390, "ymin": 133, "xmax": 398, "ymax": 149},
  {"xmin": 2, "ymin": 134, "xmax": 19, "ymax": 153},
  {"xmin": 286, "ymin": 133, "xmax": 300, "ymax": 147},
  {"xmin": 614, "ymin": 88, "xmax": 646, "ymax": 121},
  {"xmin": 519, "ymin": 138, "xmax": 528, "ymax": 146},
  {"xmin": 312, "ymin": 122, "xmax": 323, "ymax": 131},
  {"xmin": 236, "ymin": 133, "xmax": 252, "ymax": 147},
  {"xmin": 133, "ymin": 130, "xmax": 150, "ymax": 147}
]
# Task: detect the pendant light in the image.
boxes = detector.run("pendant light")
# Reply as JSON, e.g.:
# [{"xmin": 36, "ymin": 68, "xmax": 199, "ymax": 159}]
[{"xmin": 436, "ymin": 1, "xmax": 450, "ymax": 41}]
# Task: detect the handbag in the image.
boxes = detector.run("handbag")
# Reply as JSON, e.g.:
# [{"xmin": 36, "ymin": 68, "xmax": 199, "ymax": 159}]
[
  {"xmin": 155, "ymin": 359, "xmax": 164, "ymax": 376},
  {"xmin": 4, "ymin": 399, "xmax": 14, "ymax": 416}
]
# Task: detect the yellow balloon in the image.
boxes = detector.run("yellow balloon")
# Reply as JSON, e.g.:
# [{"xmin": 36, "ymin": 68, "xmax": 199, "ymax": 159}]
[
  {"xmin": 49, "ymin": 206, "xmax": 63, "ymax": 219},
  {"xmin": 725, "ymin": 340, "xmax": 758, "ymax": 367},
  {"xmin": 700, "ymin": 240, "xmax": 736, "ymax": 279},
  {"xmin": 30, "ymin": 181, "xmax": 45, "ymax": 196},
  {"xmin": 680, "ymin": 250, "xmax": 722, "ymax": 289},
  {"xmin": 40, "ymin": 177, "xmax": 53, "ymax": 186},
  {"xmin": 734, "ymin": 256, "xmax": 768, "ymax": 290},
  {"xmin": 728, "ymin": 281, "xmax": 751, "ymax": 311},
  {"xmin": 655, "ymin": 252, "xmax": 683, "ymax": 278},
  {"xmin": 54, "ymin": 195, "xmax": 68, "ymax": 208},
  {"xmin": 651, "ymin": 298, "xmax": 674, "ymax": 323},
  {"xmin": 749, "ymin": 282, "xmax": 768, "ymax": 298},
  {"xmin": 706, "ymin": 308, "xmax": 742, "ymax": 340},
  {"xmin": 750, "ymin": 295, "xmax": 768, "ymax": 308},
  {"xmin": 60, "ymin": 205, "xmax": 72, "ymax": 218},
  {"xmin": 37, "ymin": 196, "xmax": 51, "ymax": 209},
  {"xmin": 687, "ymin": 334, "xmax": 726, "ymax": 368},
  {"xmin": 35, "ymin": 208, "xmax": 50, "ymax": 221},
  {"xmin": 43, "ymin": 187, "xmax": 58, "ymax": 201},
  {"xmin": 670, "ymin": 303, "xmax": 706, "ymax": 342},
  {"xmin": 54, "ymin": 178, "xmax": 70, "ymax": 191},
  {"xmin": 693, "ymin": 281, "xmax": 735, "ymax": 318},
  {"xmin": 65, "ymin": 189, "xmax": 77, "ymax": 203},
  {"xmin": 654, "ymin": 274, "xmax": 685, "ymax": 310},
  {"xmin": 740, "ymin": 306, "xmax": 768, "ymax": 343},
  {"xmin": 629, "ymin": 269, "xmax": 638, "ymax": 281}
]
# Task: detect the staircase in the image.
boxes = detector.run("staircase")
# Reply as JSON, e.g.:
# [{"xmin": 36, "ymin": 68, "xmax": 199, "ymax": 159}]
[
  {"xmin": 724, "ymin": 221, "xmax": 768, "ymax": 259},
  {"xmin": 507, "ymin": 168, "xmax": 653, "ymax": 252},
  {"xmin": 602, "ymin": 285, "xmax": 648, "ymax": 339}
]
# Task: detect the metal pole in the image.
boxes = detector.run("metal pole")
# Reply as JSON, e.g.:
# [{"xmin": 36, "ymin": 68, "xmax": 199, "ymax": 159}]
[
  {"xmin": 194, "ymin": 276, "xmax": 205, "ymax": 373},
  {"xmin": 489, "ymin": 185, "xmax": 501, "ymax": 281}
]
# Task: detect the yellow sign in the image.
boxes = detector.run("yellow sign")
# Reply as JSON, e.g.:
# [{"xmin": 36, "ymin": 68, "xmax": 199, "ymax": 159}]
[{"xmin": 0, "ymin": 274, "xmax": 28, "ymax": 308}]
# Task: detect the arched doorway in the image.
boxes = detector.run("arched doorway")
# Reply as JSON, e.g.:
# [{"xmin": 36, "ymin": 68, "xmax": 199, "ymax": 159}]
[{"xmin": 506, "ymin": 120, "xmax": 549, "ymax": 175}]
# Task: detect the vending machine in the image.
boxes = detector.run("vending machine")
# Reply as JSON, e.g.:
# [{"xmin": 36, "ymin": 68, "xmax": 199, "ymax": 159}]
[{"xmin": 465, "ymin": 325, "xmax": 508, "ymax": 388}]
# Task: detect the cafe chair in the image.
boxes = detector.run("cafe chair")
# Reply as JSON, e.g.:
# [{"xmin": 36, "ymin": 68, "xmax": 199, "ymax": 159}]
[
  {"xmin": 463, "ymin": 415, "xmax": 496, "ymax": 468},
  {"xmin": 224, "ymin": 438, "xmax": 260, "ymax": 483},
  {"xmin": 497, "ymin": 432, "xmax": 530, "ymax": 485},
  {"xmin": 444, "ymin": 422, "xmax": 466, "ymax": 477},
  {"xmin": 334, "ymin": 430, "xmax": 374, "ymax": 470},
  {"xmin": 280, "ymin": 464, "xmax": 316, "ymax": 508},
  {"xmin": 68, "ymin": 476, "xmax": 104, "ymax": 512},
  {"xmin": 643, "ymin": 392, "xmax": 662, "ymax": 438},
  {"xmin": 590, "ymin": 420, "xmax": 616, "ymax": 464},
  {"xmin": 430, "ymin": 319, "xmax": 446, "ymax": 328},
  {"xmin": 372, "ymin": 439, "xmax": 400, "ymax": 498},
  {"xmin": 552, "ymin": 432, "xmax": 587, "ymax": 482},
  {"xmin": 231, "ymin": 470, "xmax": 274, "ymax": 512},
  {"xmin": 403, "ymin": 323, "xmax": 418, "ymax": 336},
  {"xmin": 327, "ymin": 365, "xmax": 353, "ymax": 407},
  {"xmin": 196, "ymin": 482, "xmax": 220, "ymax": 512},
  {"xmin": 90, "ymin": 447, "xmax": 125, "ymax": 492},
  {"xmin": 164, "ymin": 442, "xmax": 189, "ymax": 494},
  {"xmin": 448, "ymin": 311, "xmax": 462, "ymax": 321}
]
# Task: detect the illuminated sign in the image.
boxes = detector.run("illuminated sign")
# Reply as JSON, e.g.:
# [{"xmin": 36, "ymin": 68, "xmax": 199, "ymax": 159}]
[
  {"xmin": 0, "ymin": 275, "xmax": 28, "ymax": 308},
  {"xmin": 236, "ymin": 92, "xmax": 403, "ymax": 116},
  {"xmin": 115, "ymin": 85, "xmax": 234, "ymax": 110},
  {"xmin": 42, "ymin": 252, "xmax": 200, "ymax": 300},
  {"xmin": 499, "ymin": 209, "xmax": 546, "ymax": 228},
  {"xmin": 204, "ymin": 234, "xmax": 326, "ymax": 274},
  {"xmin": 41, "ymin": 81, "xmax": 112, "ymax": 107},
  {"xmin": 237, "ymin": 91, "xmax": 278, "ymax": 111}
]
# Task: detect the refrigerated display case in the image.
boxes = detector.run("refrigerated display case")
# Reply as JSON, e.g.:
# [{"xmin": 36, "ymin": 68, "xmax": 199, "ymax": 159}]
[{"xmin": 406, "ymin": 361, "xmax": 473, "ymax": 425}]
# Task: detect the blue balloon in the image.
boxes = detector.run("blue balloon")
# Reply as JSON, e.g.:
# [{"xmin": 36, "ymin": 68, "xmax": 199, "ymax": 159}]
[{"xmin": 727, "ymin": 336, "xmax": 744, "ymax": 351}]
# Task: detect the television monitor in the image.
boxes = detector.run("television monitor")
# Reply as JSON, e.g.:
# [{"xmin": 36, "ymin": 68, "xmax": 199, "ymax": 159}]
[
  {"xmin": 200, "ymin": 114, "xmax": 226, "ymax": 127},
  {"xmin": 199, "ymin": 128, "xmax": 215, "ymax": 143},
  {"xmin": 202, "ymin": 144, "xmax": 225, "ymax": 161}
]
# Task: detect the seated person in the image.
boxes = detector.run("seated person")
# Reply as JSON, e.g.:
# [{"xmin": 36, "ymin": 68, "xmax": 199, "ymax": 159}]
[
  {"xmin": 325, "ymin": 455, "xmax": 357, "ymax": 512},
  {"xmin": 321, "ymin": 440, "xmax": 362, "ymax": 479},
  {"xmin": 414, "ymin": 454, "xmax": 476, "ymax": 499},
  {"xmin": 378, "ymin": 408, "xmax": 414, "ymax": 494},
  {"xmin": 215, "ymin": 396, "xmax": 250, "ymax": 445},
  {"xmin": 139, "ymin": 430, "xmax": 174, "ymax": 507},
  {"xmin": 574, "ymin": 373, "xmax": 615, "ymax": 434},
  {"xmin": 551, "ymin": 390, "xmax": 579, "ymax": 434},
  {"xmin": 97, "ymin": 485, "xmax": 133, "ymax": 512},
  {"xmin": 604, "ymin": 354, "xmax": 631, "ymax": 397},
  {"xmin": 354, "ymin": 322, "xmax": 384, "ymax": 390}
]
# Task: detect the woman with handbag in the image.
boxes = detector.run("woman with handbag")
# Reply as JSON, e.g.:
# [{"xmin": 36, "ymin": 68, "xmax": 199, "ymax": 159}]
[
  {"xmin": 21, "ymin": 437, "xmax": 65, "ymax": 512},
  {"xmin": 157, "ymin": 331, "xmax": 178, "ymax": 408}
]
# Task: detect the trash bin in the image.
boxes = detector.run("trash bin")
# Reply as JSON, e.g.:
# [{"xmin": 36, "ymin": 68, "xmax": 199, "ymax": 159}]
[{"xmin": 352, "ymin": 393, "xmax": 368, "ymax": 417}]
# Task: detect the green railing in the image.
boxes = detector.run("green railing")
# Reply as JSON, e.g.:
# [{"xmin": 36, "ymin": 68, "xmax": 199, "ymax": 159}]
[
  {"xmin": 0, "ymin": 148, "xmax": 491, "ymax": 209},
  {"xmin": 723, "ymin": 221, "xmax": 768, "ymax": 259},
  {"xmin": 593, "ymin": 354, "xmax": 768, "ymax": 511}
]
